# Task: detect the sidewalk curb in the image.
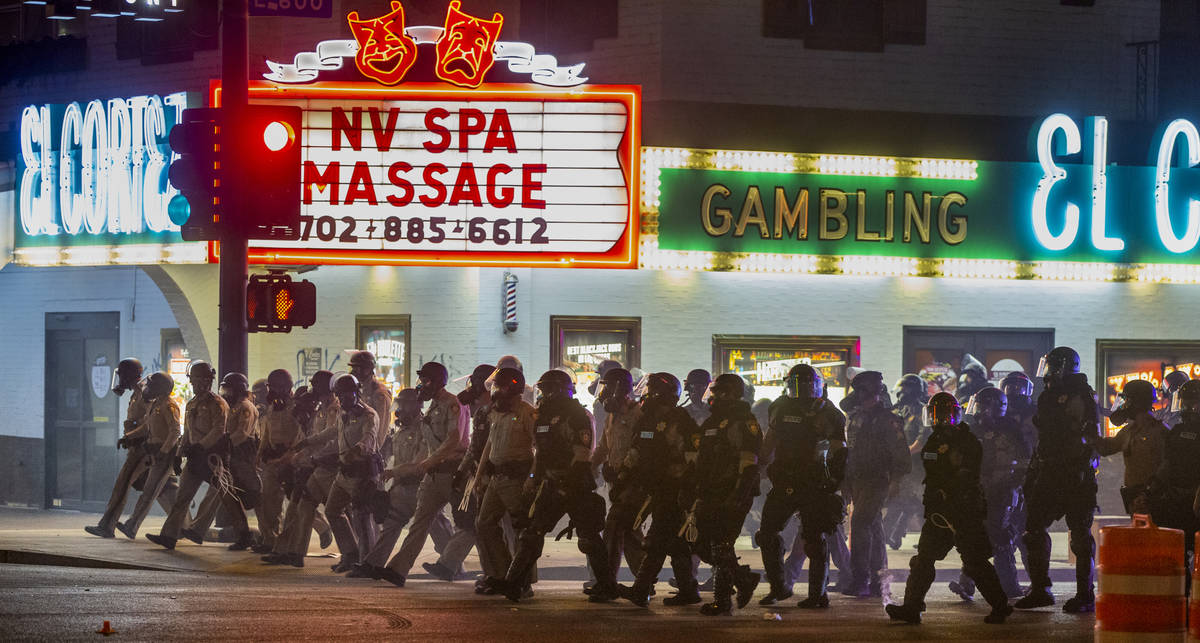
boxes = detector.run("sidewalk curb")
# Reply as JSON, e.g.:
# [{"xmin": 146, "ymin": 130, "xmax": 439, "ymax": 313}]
[{"xmin": 0, "ymin": 549, "xmax": 179, "ymax": 572}]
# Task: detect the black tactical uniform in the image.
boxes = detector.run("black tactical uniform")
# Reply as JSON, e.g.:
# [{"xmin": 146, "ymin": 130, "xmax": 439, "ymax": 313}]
[
  {"xmin": 887, "ymin": 393, "xmax": 1012, "ymax": 625},
  {"xmin": 1149, "ymin": 380, "xmax": 1200, "ymax": 571},
  {"xmin": 502, "ymin": 371, "xmax": 616, "ymax": 603},
  {"xmin": 884, "ymin": 374, "xmax": 929, "ymax": 550},
  {"xmin": 694, "ymin": 374, "xmax": 763, "ymax": 616},
  {"xmin": 620, "ymin": 373, "xmax": 703, "ymax": 607},
  {"xmin": 757, "ymin": 378, "xmax": 847, "ymax": 608},
  {"xmin": 1016, "ymin": 347, "xmax": 1100, "ymax": 614}
]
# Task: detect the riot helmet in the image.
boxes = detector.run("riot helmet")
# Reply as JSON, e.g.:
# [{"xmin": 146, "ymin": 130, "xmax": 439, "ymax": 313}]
[
  {"xmin": 1000, "ymin": 371, "xmax": 1034, "ymax": 401},
  {"xmin": 348, "ymin": 351, "xmax": 376, "ymax": 382},
  {"xmin": 1037, "ymin": 346, "xmax": 1081, "ymax": 385},
  {"xmin": 644, "ymin": 372, "xmax": 682, "ymax": 406},
  {"xmin": 331, "ymin": 373, "xmax": 360, "ymax": 410},
  {"xmin": 956, "ymin": 354, "xmax": 988, "ymax": 401},
  {"xmin": 1163, "ymin": 370, "xmax": 1191, "ymax": 400},
  {"xmin": 492, "ymin": 367, "xmax": 526, "ymax": 412},
  {"xmin": 111, "ymin": 358, "xmax": 144, "ymax": 395},
  {"xmin": 1171, "ymin": 379, "xmax": 1200, "ymax": 415},
  {"xmin": 588, "ymin": 359, "xmax": 622, "ymax": 396},
  {"xmin": 187, "ymin": 360, "xmax": 217, "ymax": 393},
  {"xmin": 394, "ymin": 388, "xmax": 422, "ymax": 426},
  {"xmin": 310, "ymin": 370, "xmax": 334, "ymax": 399},
  {"xmin": 842, "ymin": 370, "xmax": 885, "ymax": 414},
  {"xmin": 965, "ymin": 386, "xmax": 1007, "ymax": 422},
  {"xmin": 536, "ymin": 369, "xmax": 576, "ymax": 402},
  {"xmin": 220, "ymin": 372, "xmax": 250, "ymax": 404},
  {"xmin": 683, "ymin": 369, "xmax": 712, "ymax": 403},
  {"xmin": 266, "ymin": 369, "xmax": 294, "ymax": 410},
  {"xmin": 707, "ymin": 373, "xmax": 746, "ymax": 406},
  {"xmin": 416, "ymin": 361, "xmax": 449, "ymax": 401},
  {"xmin": 892, "ymin": 373, "xmax": 927, "ymax": 405},
  {"xmin": 785, "ymin": 364, "xmax": 823, "ymax": 400},
  {"xmin": 143, "ymin": 372, "xmax": 175, "ymax": 401},
  {"xmin": 923, "ymin": 391, "xmax": 962, "ymax": 428},
  {"xmin": 1110, "ymin": 379, "xmax": 1157, "ymax": 426},
  {"xmin": 458, "ymin": 363, "xmax": 496, "ymax": 405},
  {"xmin": 598, "ymin": 368, "xmax": 634, "ymax": 412}
]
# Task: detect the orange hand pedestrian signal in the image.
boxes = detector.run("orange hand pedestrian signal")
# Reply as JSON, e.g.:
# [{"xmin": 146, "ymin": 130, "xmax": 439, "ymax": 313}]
[
  {"xmin": 247, "ymin": 272, "xmax": 316, "ymax": 333},
  {"xmin": 275, "ymin": 288, "xmax": 296, "ymax": 321}
]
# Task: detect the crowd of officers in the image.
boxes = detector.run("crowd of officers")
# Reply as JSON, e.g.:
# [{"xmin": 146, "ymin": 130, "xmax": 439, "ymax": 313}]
[{"xmin": 82, "ymin": 345, "xmax": 1200, "ymax": 624}]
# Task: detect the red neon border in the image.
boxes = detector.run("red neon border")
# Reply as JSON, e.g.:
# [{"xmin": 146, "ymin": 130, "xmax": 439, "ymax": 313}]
[{"xmin": 208, "ymin": 81, "xmax": 641, "ymax": 269}]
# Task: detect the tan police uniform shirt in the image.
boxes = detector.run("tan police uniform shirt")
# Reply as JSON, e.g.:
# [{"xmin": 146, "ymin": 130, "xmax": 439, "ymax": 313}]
[{"xmin": 184, "ymin": 390, "xmax": 229, "ymax": 450}]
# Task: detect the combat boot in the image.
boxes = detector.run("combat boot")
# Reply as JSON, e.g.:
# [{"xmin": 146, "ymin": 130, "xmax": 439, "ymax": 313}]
[
  {"xmin": 180, "ymin": 527, "xmax": 204, "ymax": 545},
  {"xmin": 115, "ymin": 521, "xmax": 137, "ymax": 540},
  {"xmin": 733, "ymin": 565, "xmax": 760, "ymax": 608},
  {"xmin": 885, "ymin": 603, "xmax": 921, "ymax": 624},
  {"xmin": 662, "ymin": 584, "xmax": 702, "ymax": 606},
  {"xmin": 949, "ymin": 579, "xmax": 975, "ymax": 601},
  {"xmin": 145, "ymin": 533, "xmax": 176, "ymax": 550},
  {"xmin": 1014, "ymin": 588, "xmax": 1054, "ymax": 609},
  {"xmin": 700, "ymin": 571, "xmax": 733, "ymax": 616},
  {"xmin": 1062, "ymin": 593, "xmax": 1095, "ymax": 613},
  {"xmin": 985, "ymin": 602, "xmax": 1014, "ymax": 624},
  {"xmin": 618, "ymin": 584, "xmax": 650, "ymax": 608},
  {"xmin": 228, "ymin": 534, "xmax": 254, "ymax": 551},
  {"xmin": 84, "ymin": 525, "xmax": 114, "ymax": 539},
  {"xmin": 331, "ymin": 553, "xmax": 358, "ymax": 574},
  {"xmin": 797, "ymin": 553, "xmax": 829, "ymax": 608},
  {"xmin": 422, "ymin": 562, "xmax": 455, "ymax": 581},
  {"xmin": 346, "ymin": 563, "xmax": 378, "ymax": 578}
]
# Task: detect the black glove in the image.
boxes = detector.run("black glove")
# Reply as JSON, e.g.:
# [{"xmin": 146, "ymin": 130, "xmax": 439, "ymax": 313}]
[{"xmin": 117, "ymin": 437, "xmax": 128, "ymax": 450}]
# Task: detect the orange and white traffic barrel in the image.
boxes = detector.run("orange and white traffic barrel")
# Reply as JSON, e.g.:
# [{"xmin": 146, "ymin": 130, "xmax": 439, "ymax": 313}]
[{"xmin": 1096, "ymin": 514, "xmax": 1185, "ymax": 643}]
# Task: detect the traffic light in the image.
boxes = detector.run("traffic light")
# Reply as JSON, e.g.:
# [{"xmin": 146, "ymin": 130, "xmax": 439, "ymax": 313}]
[
  {"xmin": 167, "ymin": 107, "xmax": 223, "ymax": 241},
  {"xmin": 247, "ymin": 272, "xmax": 316, "ymax": 333},
  {"xmin": 241, "ymin": 105, "xmax": 303, "ymax": 240}
]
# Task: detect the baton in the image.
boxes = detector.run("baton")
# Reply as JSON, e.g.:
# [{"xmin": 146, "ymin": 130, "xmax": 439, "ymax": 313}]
[
  {"xmin": 458, "ymin": 470, "xmax": 478, "ymax": 512},
  {"xmin": 632, "ymin": 495, "xmax": 653, "ymax": 531},
  {"xmin": 677, "ymin": 499, "xmax": 699, "ymax": 542},
  {"xmin": 527, "ymin": 479, "xmax": 547, "ymax": 520}
]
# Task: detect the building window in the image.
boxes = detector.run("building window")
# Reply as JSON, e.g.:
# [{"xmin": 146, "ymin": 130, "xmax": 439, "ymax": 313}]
[
  {"xmin": 1096, "ymin": 339, "xmax": 1200, "ymax": 437},
  {"xmin": 550, "ymin": 315, "xmax": 640, "ymax": 400},
  {"xmin": 712, "ymin": 334, "xmax": 859, "ymax": 405},
  {"xmin": 763, "ymin": 0, "xmax": 925, "ymax": 50},
  {"xmin": 356, "ymin": 315, "xmax": 412, "ymax": 395},
  {"xmin": 902, "ymin": 326, "xmax": 1055, "ymax": 399}
]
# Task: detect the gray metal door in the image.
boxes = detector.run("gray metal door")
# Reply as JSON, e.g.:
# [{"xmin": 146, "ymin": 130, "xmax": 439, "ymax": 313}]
[{"xmin": 44, "ymin": 312, "xmax": 121, "ymax": 511}]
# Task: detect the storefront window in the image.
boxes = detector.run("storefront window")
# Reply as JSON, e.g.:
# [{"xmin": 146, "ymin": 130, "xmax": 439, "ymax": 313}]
[
  {"xmin": 903, "ymin": 326, "xmax": 1054, "ymax": 398},
  {"xmin": 356, "ymin": 315, "xmax": 411, "ymax": 395},
  {"xmin": 550, "ymin": 316, "xmax": 641, "ymax": 406},
  {"xmin": 160, "ymin": 328, "xmax": 190, "ymax": 404},
  {"xmin": 712, "ymin": 335, "xmax": 860, "ymax": 405},
  {"xmin": 1097, "ymin": 339, "xmax": 1200, "ymax": 437}
]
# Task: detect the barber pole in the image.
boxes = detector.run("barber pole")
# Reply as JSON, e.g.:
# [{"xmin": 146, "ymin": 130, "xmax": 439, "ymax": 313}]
[{"xmin": 503, "ymin": 272, "xmax": 518, "ymax": 333}]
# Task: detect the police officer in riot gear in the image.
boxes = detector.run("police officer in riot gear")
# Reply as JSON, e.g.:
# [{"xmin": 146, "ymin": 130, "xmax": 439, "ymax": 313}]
[
  {"xmin": 948, "ymin": 386, "xmax": 1029, "ymax": 600},
  {"xmin": 956, "ymin": 354, "xmax": 989, "ymax": 405},
  {"xmin": 1158, "ymin": 370, "xmax": 1191, "ymax": 428},
  {"xmin": 593, "ymin": 367, "xmax": 649, "ymax": 585},
  {"xmin": 1016, "ymin": 346, "xmax": 1100, "ymax": 614},
  {"xmin": 424, "ymin": 363, "xmax": 496, "ymax": 582},
  {"xmin": 475, "ymin": 367, "xmax": 538, "ymax": 595},
  {"xmin": 87, "ymin": 359, "xmax": 180, "ymax": 538},
  {"xmin": 147, "ymin": 361, "xmax": 228, "ymax": 550},
  {"xmin": 212, "ymin": 372, "xmax": 260, "ymax": 550},
  {"xmin": 682, "ymin": 369, "xmax": 713, "ymax": 426},
  {"xmin": 886, "ymin": 393, "xmax": 1012, "ymax": 625},
  {"xmin": 589, "ymin": 359, "xmax": 624, "ymax": 442},
  {"xmin": 324, "ymin": 373, "xmax": 383, "ymax": 577},
  {"xmin": 756, "ymin": 364, "xmax": 847, "ymax": 608},
  {"xmin": 694, "ymin": 374, "xmax": 763, "ymax": 616},
  {"xmin": 256, "ymin": 369, "xmax": 302, "ymax": 553},
  {"xmin": 1148, "ymin": 379, "xmax": 1200, "ymax": 569},
  {"xmin": 884, "ymin": 373, "xmax": 929, "ymax": 551},
  {"xmin": 1099, "ymin": 379, "xmax": 1166, "ymax": 516},
  {"xmin": 499, "ymin": 370, "xmax": 618, "ymax": 603},
  {"xmin": 841, "ymin": 371, "xmax": 909, "ymax": 597},
  {"xmin": 617, "ymin": 372, "xmax": 704, "ymax": 607},
  {"xmin": 1000, "ymin": 370, "xmax": 1036, "ymax": 566},
  {"xmin": 121, "ymin": 372, "xmax": 182, "ymax": 539}
]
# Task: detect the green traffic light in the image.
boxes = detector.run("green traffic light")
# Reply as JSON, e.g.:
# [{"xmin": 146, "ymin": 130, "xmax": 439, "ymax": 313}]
[{"xmin": 168, "ymin": 193, "xmax": 191, "ymax": 226}]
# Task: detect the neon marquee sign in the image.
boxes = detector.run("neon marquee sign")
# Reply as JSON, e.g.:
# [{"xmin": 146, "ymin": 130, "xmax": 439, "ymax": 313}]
[
  {"xmin": 19, "ymin": 92, "xmax": 187, "ymax": 239},
  {"xmin": 264, "ymin": 0, "xmax": 587, "ymax": 88}
]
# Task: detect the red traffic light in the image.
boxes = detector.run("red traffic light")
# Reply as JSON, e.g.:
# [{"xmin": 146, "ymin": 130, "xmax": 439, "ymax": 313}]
[{"xmin": 241, "ymin": 105, "xmax": 303, "ymax": 240}]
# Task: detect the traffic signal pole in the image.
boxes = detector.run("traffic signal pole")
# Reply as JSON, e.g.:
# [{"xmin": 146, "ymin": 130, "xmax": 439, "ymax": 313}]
[{"xmin": 217, "ymin": 0, "xmax": 249, "ymax": 379}]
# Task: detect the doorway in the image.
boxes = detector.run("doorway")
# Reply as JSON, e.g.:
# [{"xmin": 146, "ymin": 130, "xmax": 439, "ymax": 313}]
[
  {"xmin": 44, "ymin": 312, "xmax": 121, "ymax": 511},
  {"xmin": 902, "ymin": 326, "xmax": 1055, "ymax": 397}
]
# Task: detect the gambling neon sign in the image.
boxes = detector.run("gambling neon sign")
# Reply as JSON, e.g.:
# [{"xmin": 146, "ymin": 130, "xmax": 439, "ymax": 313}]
[{"xmin": 19, "ymin": 92, "xmax": 187, "ymax": 238}]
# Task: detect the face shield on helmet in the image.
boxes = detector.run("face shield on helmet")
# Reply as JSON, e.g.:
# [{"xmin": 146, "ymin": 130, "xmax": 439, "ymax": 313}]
[
  {"xmin": 923, "ymin": 392, "xmax": 962, "ymax": 427},
  {"xmin": 785, "ymin": 364, "xmax": 823, "ymax": 400},
  {"xmin": 965, "ymin": 387, "xmax": 1007, "ymax": 422},
  {"xmin": 491, "ymin": 367, "xmax": 525, "ymax": 411},
  {"xmin": 220, "ymin": 373, "xmax": 250, "ymax": 403},
  {"xmin": 1000, "ymin": 372, "xmax": 1034, "ymax": 400},
  {"xmin": 111, "ymin": 358, "xmax": 144, "ymax": 395},
  {"xmin": 142, "ymin": 372, "xmax": 175, "ymax": 401},
  {"xmin": 1171, "ymin": 379, "xmax": 1200, "ymax": 414},
  {"xmin": 598, "ymin": 368, "xmax": 633, "ymax": 412}
]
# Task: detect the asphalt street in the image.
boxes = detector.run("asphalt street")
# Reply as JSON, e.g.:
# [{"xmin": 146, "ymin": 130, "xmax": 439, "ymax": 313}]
[{"xmin": 0, "ymin": 507, "xmax": 1096, "ymax": 641}]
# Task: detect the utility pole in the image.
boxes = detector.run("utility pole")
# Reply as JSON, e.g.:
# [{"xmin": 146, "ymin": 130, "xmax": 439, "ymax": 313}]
[{"xmin": 218, "ymin": 0, "xmax": 249, "ymax": 379}]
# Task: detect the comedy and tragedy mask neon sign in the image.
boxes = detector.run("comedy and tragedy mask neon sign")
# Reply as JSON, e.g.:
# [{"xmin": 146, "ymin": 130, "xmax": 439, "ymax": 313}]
[{"xmin": 264, "ymin": 0, "xmax": 588, "ymax": 88}]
